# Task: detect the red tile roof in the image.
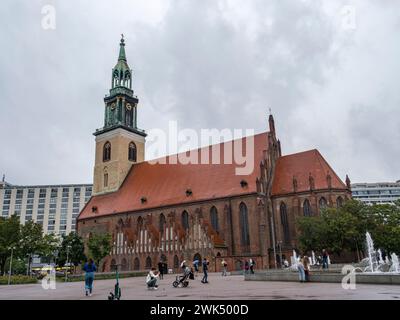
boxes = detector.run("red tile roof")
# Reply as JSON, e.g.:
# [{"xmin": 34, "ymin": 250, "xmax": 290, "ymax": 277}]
[
  {"xmin": 271, "ymin": 149, "xmax": 347, "ymax": 196},
  {"xmin": 78, "ymin": 132, "xmax": 269, "ymax": 220}
]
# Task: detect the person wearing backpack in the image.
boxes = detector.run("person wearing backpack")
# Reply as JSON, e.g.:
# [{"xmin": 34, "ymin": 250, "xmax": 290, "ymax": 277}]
[{"xmin": 201, "ymin": 258, "xmax": 209, "ymax": 284}]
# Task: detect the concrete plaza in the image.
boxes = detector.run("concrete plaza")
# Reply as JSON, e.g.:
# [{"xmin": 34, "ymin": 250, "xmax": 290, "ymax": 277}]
[{"xmin": 0, "ymin": 273, "xmax": 399, "ymax": 300}]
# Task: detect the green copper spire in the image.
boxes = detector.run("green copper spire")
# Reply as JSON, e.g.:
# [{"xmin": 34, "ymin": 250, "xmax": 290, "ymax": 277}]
[
  {"xmin": 118, "ymin": 34, "xmax": 127, "ymax": 62},
  {"xmin": 110, "ymin": 34, "xmax": 133, "ymax": 93}
]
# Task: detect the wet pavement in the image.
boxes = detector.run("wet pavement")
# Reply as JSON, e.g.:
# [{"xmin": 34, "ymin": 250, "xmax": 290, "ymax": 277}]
[{"xmin": 0, "ymin": 273, "xmax": 399, "ymax": 300}]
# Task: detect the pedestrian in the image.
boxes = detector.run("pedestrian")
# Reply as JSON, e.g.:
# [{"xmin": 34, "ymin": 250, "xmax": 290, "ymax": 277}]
[
  {"xmin": 146, "ymin": 267, "xmax": 159, "ymax": 290},
  {"xmin": 201, "ymin": 258, "xmax": 209, "ymax": 283},
  {"xmin": 302, "ymin": 256, "xmax": 310, "ymax": 282},
  {"xmin": 158, "ymin": 260, "xmax": 164, "ymax": 280},
  {"xmin": 221, "ymin": 259, "xmax": 228, "ymax": 276},
  {"xmin": 249, "ymin": 258, "xmax": 255, "ymax": 274},
  {"xmin": 192, "ymin": 259, "xmax": 199, "ymax": 277},
  {"xmin": 297, "ymin": 258, "xmax": 306, "ymax": 283},
  {"xmin": 244, "ymin": 260, "xmax": 249, "ymax": 274},
  {"xmin": 83, "ymin": 258, "xmax": 97, "ymax": 297},
  {"xmin": 322, "ymin": 249, "xmax": 329, "ymax": 270}
]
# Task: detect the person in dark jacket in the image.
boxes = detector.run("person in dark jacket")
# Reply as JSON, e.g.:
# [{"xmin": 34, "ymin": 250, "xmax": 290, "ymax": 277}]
[
  {"xmin": 83, "ymin": 258, "xmax": 97, "ymax": 296},
  {"xmin": 158, "ymin": 261, "xmax": 164, "ymax": 280},
  {"xmin": 201, "ymin": 258, "xmax": 209, "ymax": 284}
]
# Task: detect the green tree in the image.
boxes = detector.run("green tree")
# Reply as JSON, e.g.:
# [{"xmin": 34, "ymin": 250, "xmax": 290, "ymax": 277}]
[
  {"xmin": 58, "ymin": 232, "xmax": 86, "ymax": 272},
  {"xmin": 19, "ymin": 221, "xmax": 47, "ymax": 275},
  {"xmin": 296, "ymin": 199, "xmax": 400, "ymax": 260},
  {"xmin": 87, "ymin": 233, "xmax": 112, "ymax": 267},
  {"xmin": 0, "ymin": 215, "xmax": 21, "ymax": 275}
]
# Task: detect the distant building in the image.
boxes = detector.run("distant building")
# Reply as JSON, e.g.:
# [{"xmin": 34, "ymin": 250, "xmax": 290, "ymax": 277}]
[
  {"xmin": 0, "ymin": 181, "xmax": 92, "ymax": 236},
  {"xmin": 351, "ymin": 181, "xmax": 400, "ymax": 205}
]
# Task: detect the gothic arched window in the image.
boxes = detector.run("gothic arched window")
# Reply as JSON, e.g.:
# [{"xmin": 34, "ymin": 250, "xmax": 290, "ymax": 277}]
[
  {"xmin": 128, "ymin": 142, "xmax": 137, "ymax": 162},
  {"xmin": 280, "ymin": 202, "xmax": 290, "ymax": 244},
  {"xmin": 303, "ymin": 199, "xmax": 312, "ymax": 217},
  {"xmin": 104, "ymin": 173, "xmax": 108, "ymax": 188},
  {"xmin": 210, "ymin": 206, "xmax": 219, "ymax": 233},
  {"xmin": 125, "ymin": 105, "xmax": 133, "ymax": 126},
  {"xmin": 319, "ymin": 197, "xmax": 328, "ymax": 211},
  {"xmin": 337, "ymin": 196, "xmax": 344, "ymax": 208},
  {"xmin": 137, "ymin": 216, "xmax": 143, "ymax": 231},
  {"xmin": 134, "ymin": 257, "xmax": 140, "ymax": 270},
  {"xmin": 173, "ymin": 255, "xmax": 179, "ymax": 268},
  {"xmin": 159, "ymin": 213, "xmax": 166, "ymax": 233},
  {"xmin": 103, "ymin": 142, "xmax": 111, "ymax": 162},
  {"xmin": 181, "ymin": 211, "xmax": 189, "ymax": 230},
  {"xmin": 239, "ymin": 202, "xmax": 250, "ymax": 248},
  {"xmin": 146, "ymin": 256, "xmax": 152, "ymax": 269}
]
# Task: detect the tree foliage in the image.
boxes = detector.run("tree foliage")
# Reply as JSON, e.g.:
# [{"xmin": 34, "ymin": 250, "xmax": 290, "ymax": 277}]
[
  {"xmin": 87, "ymin": 233, "xmax": 112, "ymax": 267},
  {"xmin": 58, "ymin": 232, "xmax": 86, "ymax": 268},
  {"xmin": 296, "ymin": 199, "xmax": 400, "ymax": 258}
]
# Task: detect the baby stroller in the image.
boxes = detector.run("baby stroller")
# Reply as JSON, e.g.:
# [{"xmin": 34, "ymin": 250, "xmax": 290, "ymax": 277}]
[{"xmin": 172, "ymin": 267, "xmax": 194, "ymax": 288}]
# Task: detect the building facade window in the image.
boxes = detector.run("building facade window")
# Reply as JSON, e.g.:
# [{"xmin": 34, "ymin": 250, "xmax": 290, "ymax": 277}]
[
  {"xmin": 337, "ymin": 196, "xmax": 344, "ymax": 208},
  {"xmin": 181, "ymin": 211, "xmax": 189, "ymax": 230},
  {"xmin": 239, "ymin": 202, "xmax": 250, "ymax": 248},
  {"xmin": 303, "ymin": 199, "xmax": 312, "ymax": 217},
  {"xmin": 319, "ymin": 197, "xmax": 328, "ymax": 211},
  {"xmin": 159, "ymin": 213, "xmax": 166, "ymax": 233},
  {"xmin": 145, "ymin": 256, "xmax": 152, "ymax": 269},
  {"xmin": 210, "ymin": 206, "xmax": 219, "ymax": 233},
  {"xmin": 104, "ymin": 173, "xmax": 108, "ymax": 188},
  {"xmin": 280, "ymin": 202, "xmax": 290, "ymax": 244},
  {"xmin": 103, "ymin": 142, "xmax": 111, "ymax": 162},
  {"xmin": 128, "ymin": 142, "xmax": 137, "ymax": 162},
  {"xmin": 134, "ymin": 258, "xmax": 140, "ymax": 270}
]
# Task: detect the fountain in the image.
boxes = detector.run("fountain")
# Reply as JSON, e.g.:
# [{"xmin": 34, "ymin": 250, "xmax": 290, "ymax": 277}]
[
  {"xmin": 311, "ymin": 251, "xmax": 316, "ymax": 265},
  {"xmin": 377, "ymin": 249, "xmax": 383, "ymax": 265},
  {"xmin": 390, "ymin": 253, "xmax": 399, "ymax": 273},
  {"xmin": 365, "ymin": 232, "xmax": 378, "ymax": 272},
  {"xmin": 291, "ymin": 250, "xmax": 297, "ymax": 266}
]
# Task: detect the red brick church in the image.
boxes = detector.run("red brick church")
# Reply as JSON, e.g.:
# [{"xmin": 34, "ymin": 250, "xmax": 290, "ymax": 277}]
[{"xmin": 77, "ymin": 37, "xmax": 351, "ymax": 272}]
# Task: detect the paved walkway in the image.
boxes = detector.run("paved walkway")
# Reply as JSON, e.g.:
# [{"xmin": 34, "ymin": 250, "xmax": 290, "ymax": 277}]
[{"xmin": 0, "ymin": 273, "xmax": 399, "ymax": 300}]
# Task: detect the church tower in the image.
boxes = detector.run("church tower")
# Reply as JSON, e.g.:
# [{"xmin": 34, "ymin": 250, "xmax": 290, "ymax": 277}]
[{"xmin": 93, "ymin": 35, "xmax": 146, "ymax": 195}]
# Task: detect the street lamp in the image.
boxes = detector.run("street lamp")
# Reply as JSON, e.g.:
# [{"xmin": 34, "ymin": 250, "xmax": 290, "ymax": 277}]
[
  {"xmin": 8, "ymin": 246, "xmax": 16, "ymax": 285},
  {"xmin": 277, "ymin": 241, "xmax": 283, "ymax": 268},
  {"xmin": 65, "ymin": 245, "xmax": 71, "ymax": 282}
]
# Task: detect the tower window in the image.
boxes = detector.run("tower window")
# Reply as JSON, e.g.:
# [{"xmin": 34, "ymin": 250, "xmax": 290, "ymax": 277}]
[
  {"xmin": 129, "ymin": 142, "xmax": 137, "ymax": 162},
  {"xmin": 103, "ymin": 142, "xmax": 111, "ymax": 162},
  {"xmin": 104, "ymin": 173, "xmax": 108, "ymax": 188}
]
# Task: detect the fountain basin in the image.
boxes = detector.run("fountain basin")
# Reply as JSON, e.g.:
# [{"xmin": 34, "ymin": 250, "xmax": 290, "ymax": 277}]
[{"xmin": 245, "ymin": 271, "xmax": 400, "ymax": 285}]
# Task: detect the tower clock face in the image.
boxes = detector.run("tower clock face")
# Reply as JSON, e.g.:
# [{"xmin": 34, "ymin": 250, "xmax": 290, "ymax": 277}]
[
  {"xmin": 126, "ymin": 103, "xmax": 132, "ymax": 110},
  {"xmin": 111, "ymin": 103, "xmax": 116, "ymax": 110}
]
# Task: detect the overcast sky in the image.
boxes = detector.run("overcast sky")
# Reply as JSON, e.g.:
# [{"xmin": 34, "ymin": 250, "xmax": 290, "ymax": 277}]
[{"xmin": 0, "ymin": 0, "xmax": 399, "ymax": 185}]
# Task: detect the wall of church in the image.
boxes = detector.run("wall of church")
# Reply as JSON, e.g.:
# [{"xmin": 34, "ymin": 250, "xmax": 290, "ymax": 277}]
[
  {"xmin": 271, "ymin": 190, "xmax": 351, "ymax": 264},
  {"xmin": 77, "ymin": 193, "xmax": 271, "ymax": 273}
]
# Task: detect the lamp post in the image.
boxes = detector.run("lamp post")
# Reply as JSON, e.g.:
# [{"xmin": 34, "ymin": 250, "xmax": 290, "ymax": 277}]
[
  {"xmin": 278, "ymin": 241, "xmax": 283, "ymax": 268},
  {"xmin": 65, "ymin": 245, "xmax": 71, "ymax": 282},
  {"xmin": 8, "ymin": 246, "xmax": 16, "ymax": 285}
]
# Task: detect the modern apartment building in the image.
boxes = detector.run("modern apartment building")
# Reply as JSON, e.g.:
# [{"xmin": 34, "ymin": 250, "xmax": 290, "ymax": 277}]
[
  {"xmin": 0, "ymin": 180, "xmax": 92, "ymax": 236},
  {"xmin": 351, "ymin": 180, "xmax": 400, "ymax": 205}
]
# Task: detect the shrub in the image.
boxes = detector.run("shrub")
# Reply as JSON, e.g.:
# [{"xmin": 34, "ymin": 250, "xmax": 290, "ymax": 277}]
[{"xmin": 0, "ymin": 275, "xmax": 38, "ymax": 285}]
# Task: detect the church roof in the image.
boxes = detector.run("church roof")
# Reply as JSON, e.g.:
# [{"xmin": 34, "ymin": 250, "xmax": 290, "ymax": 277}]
[
  {"xmin": 78, "ymin": 132, "xmax": 269, "ymax": 220},
  {"xmin": 271, "ymin": 149, "xmax": 347, "ymax": 196}
]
